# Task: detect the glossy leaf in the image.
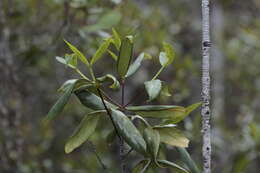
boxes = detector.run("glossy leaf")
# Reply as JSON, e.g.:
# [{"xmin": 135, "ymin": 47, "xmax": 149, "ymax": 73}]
[
  {"xmin": 127, "ymin": 105, "xmax": 185, "ymax": 121},
  {"xmin": 144, "ymin": 80, "xmax": 162, "ymax": 101},
  {"xmin": 107, "ymin": 50, "xmax": 118, "ymax": 61},
  {"xmin": 91, "ymin": 38, "xmax": 112, "ymax": 65},
  {"xmin": 159, "ymin": 52, "xmax": 167, "ymax": 67},
  {"xmin": 97, "ymin": 74, "xmax": 120, "ymax": 89},
  {"xmin": 177, "ymin": 147, "xmax": 201, "ymax": 173},
  {"xmin": 64, "ymin": 40, "xmax": 89, "ymax": 66},
  {"xmin": 125, "ymin": 52, "xmax": 145, "ymax": 78},
  {"xmin": 158, "ymin": 160, "xmax": 189, "ymax": 173},
  {"xmin": 75, "ymin": 90, "xmax": 117, "ymax": 110},
  {"xmin": 44, "ymin": 83, "xmax": 74, "ymax": 123},
  {"xmin": 117, "ymin": 36, "xmax": 133, "ymax": 78},
  {"xmin": 155, "ymin": 127, "xmax": 189, "ymax": 148},
  {"xmin": 112, "ymin": 28, "xmax": 121, "ymax": 50},
  {"xmin": 110, "ymin": 108, "xmax": 147, "ymax": 155},
  {"xmin": 143, "ymin": 127, "xmax": 160, "ymax": 165},
  {"xmin": 65, "ymin": 111, "xmax": 102, "ymax": 153}
]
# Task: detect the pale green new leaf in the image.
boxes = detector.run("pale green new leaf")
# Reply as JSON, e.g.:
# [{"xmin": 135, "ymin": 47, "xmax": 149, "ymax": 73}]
[
  {"xmin": 158, "ymin": 160, "xmax": 189, "ymax": 173},
  {"xmin": 112, "ymin": 28, "xmax": 121, "ymax": 50},
  {"xmin": 144, "ymin": 80, "xmax": 162, "ymax": 101},
  {"xmin": 110, "ymin": 108, "xmax": 147, "ymax": 155},
  {"xmin": 117, "ymin": 36, "xmax": 133, "ymax": 78},
  {"xmin": 162, "ymin": 42, "xmax": 175, "ymax": 67},
  {"xmin": 64, "ymin": 40, "xmax": 89, "ymax": 66},
  {"xmin": 107, "ymin": 50, "xmax": 118, "ymax": 61},
  {"xmin": 97, "ymin": 74, "xmax": 120, "ymax": 89},
  {"xmin": 159, "ymin": 51, "xmax": 167, "ymax": 67},
  {"xmin": 125, "ymin": 52, "xmax": 145, "ymax": 78},
  {"xmin": 91, "ymin": 38, "xmax": 112, "ymax": 65},
  {"xmin": 155, "ymin": 127, "xmax": 189, "ymax": 148},
  {"xmin": 65, "ymin": 111, "xmax": 102, "ymax": 153}
]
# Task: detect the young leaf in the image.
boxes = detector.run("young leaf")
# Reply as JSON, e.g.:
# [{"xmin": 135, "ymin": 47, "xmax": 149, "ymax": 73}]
[
  {"xmin": 91, "ymin": 38, "xmax": 112, "ymax": 65},
  {"xmin": 155, "ymin": 127, "xmax": 189, "ymax": 148},
  {"xmin": 185, "ymin": 102, "xmax": 202, "ymax": 116},
  {"xmin": 117, "ymin": 36, "xmax": 133, "ymax": 78},
  {"xmin": 158, "ymin": 160, "xmax": 189, "ymax": 173},
  {"xmin": 160, "ymin": 83, "xmax": 171, "ymax": 97},
  {"xmin": 112, "ymin": 28, "xmax": 121, "ymax": 50},
  {"xmin": 44, "ymin": 83, "xmax": 75, "ymax": 123},
  {"xmin": 65, "ymin": 111, "xmax": 102, "ymax": 153},
  {"xmin": 125, "ymin": 52, "xmax": 145, "ymax": 78},
  {"xmin": 110, "ymin": 108, "xmax": 147, "ymax": 155},
  {"xmin": 75, "ymin": 89, "xmax": 117, "ymax": 110},
  {"xmin": 161, "ymin": 42, "xmax": 175, "ymax": 67},
  {"xmin": 143, "ymin": 127, "xmax": 160, "ymax": 166},
  {"xmin": 97, "ymin": 74, "xmax": 120, "ymax": 89},
  {"xmin": 177, "ymin": 147, "xmax": 201, "ymax": 173},
  {"xmin": 64, "ymin": 40, "xmax": 90, "ymax": 66},
  {"xmin": 107, "ymin": 50, "xmax": 118, "ymax": 61},
  {"xmin": 159, "ymin": 51, "xmax": 167, "ymax": 67},
  {"xmin": 144, "ymin": 80, "xmax": 162, "ymax": 101}
]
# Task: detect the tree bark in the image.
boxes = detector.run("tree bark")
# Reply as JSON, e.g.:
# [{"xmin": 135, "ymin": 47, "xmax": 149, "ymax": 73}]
[{"xmin": 201, "ymin": 0, "xmax": 211, "ymax": 173}]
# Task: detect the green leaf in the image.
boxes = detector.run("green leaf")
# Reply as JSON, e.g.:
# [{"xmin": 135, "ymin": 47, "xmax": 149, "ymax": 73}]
[
  {"xmin": 155, "ymin": 127, "xmax": 189, "ymax": 148},
  {"xmin": 177, "ymin": 147, "xmax": 201, "ymax": 173},
  {"xmin": 81, "ymin": 11, "xmax": 122, "ymax": 33},
  {"xmin": 65, "ymin": 111, "xmax": 102, "ymax": 153},
  {"xmin": 75, "ymin": 89, "xmax": 117, "ymax": 110},
  {"xmin": 132, "ymin": 160, "xmax": 153, "ymax": 173},
  {"xmin": 161, "ymin": 42, "xmax": 175, "ymax": 67},
  {"xmin": 97, "ymin": 74, "xmax": 120, "ymax": 89},
  {"xmin": 112, "ymin": 28, "xmax": 121, "ymax": 50},
  {"xmin": 185, "ymin": 102, "xmax": 202, "ymax": 116},
  {"xmin": 58, "ymin": 79, "xmax": 92, "ymax": 93},
  {"xmin": 144, "ymin": 80, "xmax": 162, "ymax": 101},
  {"xmin": 106, "ymin": 129, "xmax": 117, "ymax": 145},
  {"xmin": 125, "ymin": 52, "xmax": 145, "ymax": 78},
  {"xmin": 91, "ymin": 38, "xmax": 112, "ymax": 65},
  {"xmin": 117, "ymin": 36, "xmax": 133, "ymax": 78},
  {"xmin": 143, "ymin": 127, "xmax": 160, "ymax": 166},
  {"xmin": 127, "ymin": 105, "xmax": 185, "ymax": 121},
  {"xmin": 44, "ymin": 83, "xmax": 75, "ymax": 123},
  {"xmin": 107, "ymin": 50, "xmax": 118, "ymax": 61},
  {"xmin": 110, "ymin": 108, "xmax": 147, "ymax": 155},
  {"xmin": 64, "ymin": 40, "xmax": 89, "ymax": 66},
  {"xmin": 158, "ymin": 160, "xmax": 189, "ymax": 173},
  {"xmin": 160, "ymin": 83, "xmax": 171, "ymax": 97}
]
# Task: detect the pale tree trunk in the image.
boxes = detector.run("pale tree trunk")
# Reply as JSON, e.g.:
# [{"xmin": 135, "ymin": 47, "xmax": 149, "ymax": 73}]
[{"xmin": 201, "ymin": 0, "xmax": 211, "ymax": 173}]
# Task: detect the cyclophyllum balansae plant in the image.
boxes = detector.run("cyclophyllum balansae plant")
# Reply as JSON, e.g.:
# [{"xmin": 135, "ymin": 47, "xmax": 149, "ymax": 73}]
[{"xmin": 43, "ymin": 28, "xmax": 201, "ymax": 172}]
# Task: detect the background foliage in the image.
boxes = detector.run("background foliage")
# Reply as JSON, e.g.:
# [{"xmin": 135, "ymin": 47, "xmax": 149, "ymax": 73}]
[{"xmin": 0, "ymin": 0, "xmax": 260, "ymax": 172}]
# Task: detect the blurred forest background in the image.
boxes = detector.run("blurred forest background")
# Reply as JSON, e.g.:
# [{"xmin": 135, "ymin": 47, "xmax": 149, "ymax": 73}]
[{"xmin": 0, "ymin": 0, "xmax": 260, "ymax": 173}]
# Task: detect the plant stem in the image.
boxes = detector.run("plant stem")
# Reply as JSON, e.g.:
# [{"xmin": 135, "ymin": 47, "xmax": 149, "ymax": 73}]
[
  {"xmin": 99, "ymin": 89, "xmax": 122, "ymax": 108},
  {"xmin": 152, "ymin": 66, "xmax": 164, "ymax": 80},
  {"xmin": 75, "ymin": 68, "xmax": 91, "ymax": 81},
  {"xmin": 96, "ymin": 88, "xmax": 121, "ymax": 140},
  {"xmin": 120, "ymin": 79, "xmax": 126, "ymax": 173}
]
